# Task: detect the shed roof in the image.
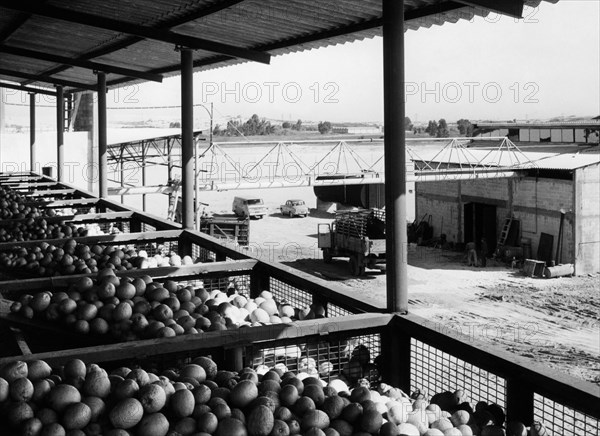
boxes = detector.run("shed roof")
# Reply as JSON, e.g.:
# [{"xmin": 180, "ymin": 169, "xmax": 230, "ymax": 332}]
[
  {"xmin": 0, "ymin": 0, "xmax": 558, "ymax": 93},
  {"xmin": 412, "ymin": 143, "xmax": 600, "ymax": 171}
]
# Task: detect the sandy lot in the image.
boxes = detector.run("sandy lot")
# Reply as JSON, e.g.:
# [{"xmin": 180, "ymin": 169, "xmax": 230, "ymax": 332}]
[{"xmin": 199, "ymin": 186, "xmax": 600, "ymax": 386}]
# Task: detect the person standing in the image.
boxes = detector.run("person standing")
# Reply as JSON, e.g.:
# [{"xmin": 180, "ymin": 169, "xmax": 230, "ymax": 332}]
[
  {"xmin": 466, "ymin": 241, "xmax": 478, "ymax": 266},
  {"xmin": 480, "ymin": 237, "xmax": 488, "ymax": 267}
]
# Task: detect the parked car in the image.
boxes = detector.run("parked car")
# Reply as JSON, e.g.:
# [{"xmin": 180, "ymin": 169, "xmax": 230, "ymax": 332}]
[
  {"xmin": 280, "ymin": 199, "xmax": 309, "ymax": 217},
  {"xmin": 232, "ymin": 196, "xmax": 267, "ymax": 219}
]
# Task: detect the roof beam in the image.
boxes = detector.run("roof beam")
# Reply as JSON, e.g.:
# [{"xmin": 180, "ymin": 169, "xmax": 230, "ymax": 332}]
[
  {"xmin": 0, "ymin": 68, "xmax": 96, "ymax": 91},
  {"xmin": 21, "ymin": 0, "xmax": 246, "ymax": 84},
  {"xmin": 0, "ymin": 82, "xmax": 57, "ymax": 96},
  {"xmin": 0, "ymin": 13, "xmax": 30, "ymax": 43},
  {"xmin": 455, "ymin": 0, "xmax": 524, "ymax": 18},
  {"xmin": 0, "ymin": 45, "xmax": 164, "ymax": 83},
  {"xmin": 106, "ymin": 2, "xmax": 467, "ymax": 88},
  {"xmin": 0, "ymin": 0, "xmax": 270, "ymax": 64}
]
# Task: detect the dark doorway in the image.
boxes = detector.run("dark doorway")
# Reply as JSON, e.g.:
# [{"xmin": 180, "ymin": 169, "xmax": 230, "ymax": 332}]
[{"xmin": 464, "ymin": 203, "xmax": 497, "ymax": 254}]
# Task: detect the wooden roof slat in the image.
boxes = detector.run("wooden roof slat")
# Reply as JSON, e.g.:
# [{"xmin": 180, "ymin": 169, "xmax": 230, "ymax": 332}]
[
  {"xmin": 0, "ymin": 81, "xmax": 57, "ymax": 96},
  {"xmin": 0, "ymin": 67, "xmax": 96, "ymax": 91},
  {"xmin": 0, "ymin": 0, "xmax": 558, "ymax": 89},
  {"xmin": 28, "ymin": 0, "xmax": 247, "ymax": 82},
  {"xmin": 0, "ymin": 45, "xmax": 164, "ymax": 83},
  {"xmin": 107, "ymin": 1, "xmax": 467, "ymax": 88},
  {"xmin": 0, "ymin": 0, "xmax": 271, "ymax": 64}
]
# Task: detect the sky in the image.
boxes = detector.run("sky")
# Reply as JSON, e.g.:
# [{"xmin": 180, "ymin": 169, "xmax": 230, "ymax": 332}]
[{"xmin": 2, "ymin": 0, "xmax": 599, "ymax": 128}]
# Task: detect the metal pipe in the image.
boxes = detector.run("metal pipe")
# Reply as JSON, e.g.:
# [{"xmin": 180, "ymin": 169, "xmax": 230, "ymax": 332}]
[
  {"xmin": 181, "ymin": 48, "xmax": 195, "ymax": 230},
  {"xmin": 97, "ymin": 72, "xmax": 108, "ymax": 198},
  {"xmin": 142, "ymin": 143, "xmax": 147, "ymax": 211},
  {"xmin": 29, "ymin": 93, "xmax": 36, "ymax": 172},
  {"xmin": 56, "ymin": 85, "xmax": 64, "ymax": 181},
  {"xmin": 383, "ymin": 0, "xmax": 407, "ymax": 314}
]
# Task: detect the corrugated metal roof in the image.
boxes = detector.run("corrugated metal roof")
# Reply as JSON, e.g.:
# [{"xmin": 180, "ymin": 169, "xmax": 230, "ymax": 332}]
[
  {"xmin": 531, "ymin": 148, "xmax": 600, "ymax": 170},
  {"xmin": 412, "ymin": 143, "xmax": 600, "ymax": 171},
  {"xmin": 475, "ymin": 121, "xmax": 600, "ymax": 129},
  {"xmin": 0, "ymin": 0, "xmax": 559, "ymax": 92}
]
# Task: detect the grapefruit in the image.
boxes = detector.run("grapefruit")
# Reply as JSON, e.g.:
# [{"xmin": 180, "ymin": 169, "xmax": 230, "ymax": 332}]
[
  {"xmin": 10, "ymin": 376, "xmax": 34, "ymax": 401},
  {"xmin": 47, "ymin": 384, "xmax": 82, "ymax": 413},
  {"xmin": 40, "ymin": 422, "xmax": 67, "ymax": 436},
  {"xmin": 170, "ymin": 388, "xmax": 195, "ymax": 418},
  {"xmin": 137, "ymin": 383, "xmax": 167, "ymax": 413},
  {"xmin": 247, "ymin": 405, "xmax": 275, "ymax": 436},
  {"xmin": 63, "ymin": 359, "xmax": 87, "ymax": 381},
  {"xmin": 229, "ymin": 379, "xmax": 259, "ymax": 408},
  {"xmin": 82, "ymin": 396, "xmax": 106, "ymax": 422},
  {"xmin": 1, "ymin": 360, "xmax": 28, "ymax": 382},
  {"xmin": 197, "ymin": 412, "xmax": 219, "ymax": 434},
  {"xmin": 109, "ymin": 397, "xmax": 144, "ymax": 429},
  {"xmin": 136, "ymin": 412, "xmax": 169, "ymax": 436},
  {"xmin": 27, "ymin": 360, "xmax": 52, "ymax": 381},
  {"xmin": 62, "ymin": 402, "xmax": 92, "ymax": 430},
  {"xmin": 301, "ymin": 409, "xmax": 330, "ymax": 431},
  {"xmin": 216, "ymin": 417, "xmax": 248, "ymax": 436}
]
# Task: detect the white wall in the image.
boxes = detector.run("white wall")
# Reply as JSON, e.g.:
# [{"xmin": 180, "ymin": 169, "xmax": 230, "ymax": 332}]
[{"xmin": 0, "ymin": 131, "xmax": 92, "ymax": 192}]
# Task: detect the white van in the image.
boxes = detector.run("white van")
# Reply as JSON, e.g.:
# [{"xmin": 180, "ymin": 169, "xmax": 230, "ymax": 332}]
[{"xmin": 232, "ymin": 196, "xmax": 267, "ymax": 219}]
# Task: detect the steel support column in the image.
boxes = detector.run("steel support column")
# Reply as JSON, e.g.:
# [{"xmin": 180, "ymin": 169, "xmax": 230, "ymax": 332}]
[
  {"xmin": 56, "ymin": 85, "xmax": 64, "ymax": 181},
  {"xmin": 383, "ymin": 0, "xmax": 408, "ymax": 313},
  {"xmin": 181, "ymin": 48, "xmax": 194, "ymax": 230},
  {"xmin": 29, "ymin": 93, "xmax": 35, "ymax": 172},
  {"xmin": 97, "ymin": 72, "xmax": 108, "ymax": 198}
]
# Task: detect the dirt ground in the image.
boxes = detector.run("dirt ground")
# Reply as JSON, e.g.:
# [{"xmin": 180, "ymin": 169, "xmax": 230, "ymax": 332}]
[{"xmin": 199, "ymin": 186, "xmax": 600, "ymax": 386}]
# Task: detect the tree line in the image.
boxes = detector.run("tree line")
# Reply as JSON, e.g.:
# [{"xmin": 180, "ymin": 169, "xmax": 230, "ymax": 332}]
[{"xmin": 210, "ymin": 113, "xmax": 474, "ymax": 138}]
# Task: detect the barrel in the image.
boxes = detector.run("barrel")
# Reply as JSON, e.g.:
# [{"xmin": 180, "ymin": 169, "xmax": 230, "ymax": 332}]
[{"xmin": 544, "ymin": 264, "xmax": 574, "ymax": 278}]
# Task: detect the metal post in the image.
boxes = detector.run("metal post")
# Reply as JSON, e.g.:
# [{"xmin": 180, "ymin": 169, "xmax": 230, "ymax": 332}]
[
  {"xmin": 56, "ymin": 85, "xmax": 64, "ymax": 181},
  {"xmin": 383, "ymin": 0, "xmax": 408, "ymax": 313},
  {"xmin": 142, "ymin": 143, "xmax": 147, "ymax": 211},
  {"xmin": 29, "ymin": 93, "xmax": 36, "ymax": 173},
  {"xmin": 181, "ymin": 48, "xmax": 194, "ymax": 230},
  {"xmin": 97, "ymin": 72, "xmax": 107, "ymax": 198},
  {"xmin": 120, "ymin": 147, "xmax": 125, "ymax": 204}
]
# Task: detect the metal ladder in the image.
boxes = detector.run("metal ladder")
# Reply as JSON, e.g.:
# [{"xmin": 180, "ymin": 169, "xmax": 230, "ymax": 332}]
[
  {"xmin": 166, "ymin": 179, "xmax": 181, "ymax": 221},
  {"xmin": 498, "ymin": 217, "xmax": 513, "ymax": 246}
]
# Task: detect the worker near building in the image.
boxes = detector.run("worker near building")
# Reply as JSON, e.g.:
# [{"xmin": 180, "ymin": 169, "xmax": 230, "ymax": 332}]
[
  {"xmin": 466, "ymin": 241, "xmax": 478, "ymax": 267},
  {"xmin": 480, "ymin": 237, "xmax": 488, "ymax": 267}
]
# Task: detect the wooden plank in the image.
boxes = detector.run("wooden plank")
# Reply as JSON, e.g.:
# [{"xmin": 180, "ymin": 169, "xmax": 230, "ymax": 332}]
[
  {"xmin": 0, "ymin": 211, "xmax": 134, "ymax": 227},
  {"xmin": 10, "ymin": 327, "xmax": 32, "ymax": 355},
  {"xmin": 0, "ymin": 313, "xmax": 393, "ymax": 367},
  {"xmin": 3, "ymin": 181, "xmax": 59, "ymax": 189},
  {"xmin": 23, "ymin": 198, "xmax": 100, "ymax": 208},
  {"xmin": 0, "ymin": 260, "xmax": 258, "ymax": 293},
  {"xmin": 0, "ymin": 229, "xmax": 183, "ymax": 251},
  {"xmin": 25, "ymin": 189, "xmax": 79, "ymax": 196}
]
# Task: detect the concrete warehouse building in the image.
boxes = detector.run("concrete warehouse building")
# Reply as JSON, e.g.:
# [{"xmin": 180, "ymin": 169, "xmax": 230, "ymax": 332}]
[
  {"xmin": 473, "ymin": 121, "xmax": 600, "ymax": 144},
  {"xmin": 414, "ymin": 144, "xmax": 600, "ymax": 275}
]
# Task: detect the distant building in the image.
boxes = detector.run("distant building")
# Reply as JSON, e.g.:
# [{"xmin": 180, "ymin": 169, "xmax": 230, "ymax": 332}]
[
  {"xmin": 332, "ymin": 125, "xmax": 381, "ymax": 135},
  {"xmin": 473, "ymin": 121, "xmax": 600, "ymax": 144},
  {"xmin": 413, "ymin": 145, "xmax": 600, "ymax": 275}
]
